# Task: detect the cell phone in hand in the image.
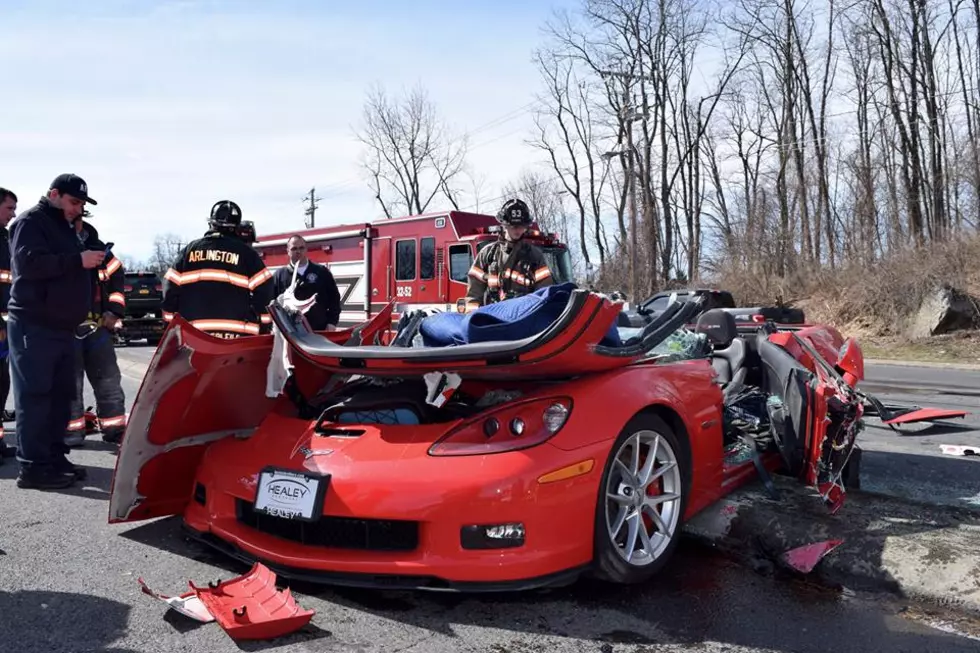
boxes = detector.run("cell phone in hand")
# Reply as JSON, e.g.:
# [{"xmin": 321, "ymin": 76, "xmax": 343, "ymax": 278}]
[{"xmin": 104, "ymin": 242, "xmax": 114, "ymax": 256}]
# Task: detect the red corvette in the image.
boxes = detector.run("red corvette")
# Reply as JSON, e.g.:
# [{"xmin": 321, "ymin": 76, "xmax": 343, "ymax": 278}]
[{"xmin": 109, "ymin": 288, "xmax": 882, "ymax": 591}]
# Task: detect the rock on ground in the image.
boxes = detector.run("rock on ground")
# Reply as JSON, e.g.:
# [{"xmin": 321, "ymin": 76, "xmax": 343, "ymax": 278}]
[{"xmin": 908, "ymin": 285, "xmax": 980, "ymax": 339}]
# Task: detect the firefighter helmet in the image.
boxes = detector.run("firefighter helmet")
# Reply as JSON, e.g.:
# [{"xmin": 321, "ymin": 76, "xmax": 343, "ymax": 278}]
[
  {"xmin": 209, "ymin": 200, "xmax": 243, "ymax": 230},
  {"xmin": 496, "ymin": 199, "xmax": 533, "ymax": 228}
]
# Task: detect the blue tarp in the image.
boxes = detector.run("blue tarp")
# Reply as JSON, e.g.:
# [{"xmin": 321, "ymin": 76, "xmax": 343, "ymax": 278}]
[{"xmin": 418, "ymin": 283, "xmax": 623, "ymax": 348}]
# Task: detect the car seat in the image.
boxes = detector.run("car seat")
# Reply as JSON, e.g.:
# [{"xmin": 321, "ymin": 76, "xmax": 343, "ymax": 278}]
[{"xmin": 695, "ymin": 309, "xmax": 747, "ymax": 398}]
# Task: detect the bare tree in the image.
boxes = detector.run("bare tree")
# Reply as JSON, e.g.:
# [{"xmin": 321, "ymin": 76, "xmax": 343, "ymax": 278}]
[
  {"xmin": 501, "ymin": 169, "xmax": 571, "ymax": 238},
  {"xmin": 148, "ymin": 233, "xmax": 187, "ymax": 277},
  {"xmin": 119, "ymin": 255, "xmax": 150, "ymax": 275},
  {"xmin": 521, "ymin": 0, "xmax": 980, "ymax": 302},
  {"xmin": 355, "ymin": 84, "xmax": 469, "ymax": 219},
  {"xmin": 528, "ymin": 48, "xmax": 614, "ymax": 270}
]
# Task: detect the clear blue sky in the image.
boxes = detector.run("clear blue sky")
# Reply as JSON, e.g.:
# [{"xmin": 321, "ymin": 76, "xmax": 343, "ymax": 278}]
[{"xmin": 1, "ymin": 0, "xmax": 575, "ymax": 263}]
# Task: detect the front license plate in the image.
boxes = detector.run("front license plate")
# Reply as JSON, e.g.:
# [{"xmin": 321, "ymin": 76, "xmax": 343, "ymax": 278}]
[{"xmin": 252, "ymin": 468, "xmax": 329, "ymax": 522}]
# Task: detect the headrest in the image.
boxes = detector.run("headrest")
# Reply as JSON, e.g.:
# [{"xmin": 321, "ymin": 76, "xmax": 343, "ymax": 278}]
[{"xmin": 695, "ymin": 309, "xmax": 737, "ymax": 348}]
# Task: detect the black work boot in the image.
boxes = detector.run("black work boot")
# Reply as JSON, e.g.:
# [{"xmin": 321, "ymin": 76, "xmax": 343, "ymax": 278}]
[
  {"xmin": 53, "ymin": 456, "xmax": 87, "ymax": 482},
  {"xmin": 16, "ymin": 467, "xmax": 76, "ymax": 490},
  {"xmin": 102, "ymin": 430, "xmax": 124, "ymax": 445}
]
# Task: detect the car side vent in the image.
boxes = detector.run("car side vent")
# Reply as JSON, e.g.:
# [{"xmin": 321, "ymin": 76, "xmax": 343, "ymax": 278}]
[{"xmin": 315, "ymin": 427, "xmax": 366, "ymax": 438}]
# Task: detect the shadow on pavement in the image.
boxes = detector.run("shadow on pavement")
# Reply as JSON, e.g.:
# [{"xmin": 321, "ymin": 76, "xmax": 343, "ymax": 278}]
[
  {"xmin": 292, "ymin": 541, "xmax": 980, "ymax": 652},
  {"xmin": 860, "ymin": 448, "xmax": 980, "ymax": 512},
  {"xmin": 231, "ymin": 624, "xmax": 333, "ymax": 652},
  {"xmin": 0, "ymin": 590, "xmax": 138, "ymax": 653},
  {"xmin": 118, "ymin": 516, "xmax": 254, "ymax": 578}
]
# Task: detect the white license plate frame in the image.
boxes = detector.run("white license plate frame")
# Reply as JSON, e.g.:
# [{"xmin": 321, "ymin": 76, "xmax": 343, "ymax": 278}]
[{"xmin": 252, "ymin": 467, "xmax": 329, "ymax": 522}]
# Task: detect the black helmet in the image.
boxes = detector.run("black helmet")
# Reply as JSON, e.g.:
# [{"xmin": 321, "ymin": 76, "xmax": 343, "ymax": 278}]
[
  {"xmin": 496, "ymin": 199, "xmax": 533, "ymax": 227},
  {"xmin": 209, "ymin": 200, "xmax": 242, "ymax": 229},
  {"xmin": 236, "ymin": 220, "xmax": 257, "ymax": 244}
]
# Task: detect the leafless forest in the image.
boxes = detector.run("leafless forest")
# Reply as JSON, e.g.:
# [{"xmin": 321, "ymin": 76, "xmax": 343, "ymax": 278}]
[{"xmin": 358, "ymin": 0, "xmax": 980, "ymax": 319}]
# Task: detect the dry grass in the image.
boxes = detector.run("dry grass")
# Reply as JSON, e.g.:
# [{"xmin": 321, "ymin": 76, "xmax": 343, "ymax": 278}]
[
  {"xmin": 860, "ymin": 331, "xmax": 980, "ymax": 364},
  {"xmin": 593, "ymin": 232, "xmax": 980, "ymax": 362},
  {"xmin": 713, "ymin": 234, "xmax": 980, "ymax": 343}
]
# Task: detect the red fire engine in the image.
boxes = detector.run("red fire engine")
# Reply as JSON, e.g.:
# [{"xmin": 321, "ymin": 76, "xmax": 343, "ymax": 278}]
[{"xmin": 253, "ymin": 210, "xmax": 573, "ymax": 328}]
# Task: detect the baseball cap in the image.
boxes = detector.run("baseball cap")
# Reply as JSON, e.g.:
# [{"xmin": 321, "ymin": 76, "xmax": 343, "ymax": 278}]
[{"xmin": 50, "ymin": 173, "xmax": 97, "ymax": 205}]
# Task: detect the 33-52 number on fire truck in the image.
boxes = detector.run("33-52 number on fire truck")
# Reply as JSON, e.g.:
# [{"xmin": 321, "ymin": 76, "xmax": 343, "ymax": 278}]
[{"xmin": 396, "ymin": 286, "xmax": 412, "ymax": 298}]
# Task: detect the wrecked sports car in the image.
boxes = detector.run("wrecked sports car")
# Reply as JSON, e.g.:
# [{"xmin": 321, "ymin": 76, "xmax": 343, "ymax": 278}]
[{"xmin": 109, "ymin": 283, "xmax": 874, "ymax": 591}]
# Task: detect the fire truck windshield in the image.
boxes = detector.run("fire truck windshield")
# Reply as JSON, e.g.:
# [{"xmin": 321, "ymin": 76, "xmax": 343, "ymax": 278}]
[
  {"xmin": 474, "ymin": 240, "xmax": 574, "ymax": 284},
  {"xmin": 542, "ymin": 247, "xmax": 573, "ymax": 284}
]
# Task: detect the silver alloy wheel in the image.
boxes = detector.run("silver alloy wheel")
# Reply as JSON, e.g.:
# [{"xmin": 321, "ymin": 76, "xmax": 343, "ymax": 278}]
[{"xmin": 604, "ymin": 429, "xmax": 682, "ymax": 566}]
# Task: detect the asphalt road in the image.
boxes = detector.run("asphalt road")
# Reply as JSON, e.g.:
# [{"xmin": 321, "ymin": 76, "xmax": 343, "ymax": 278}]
[
  {"xmin": 1, "ymin": 349, "xmax": 979, "ymax": 652},
  {"xmin": 858, "ymin": 363, "xmax": 980, "ymax": 512}
]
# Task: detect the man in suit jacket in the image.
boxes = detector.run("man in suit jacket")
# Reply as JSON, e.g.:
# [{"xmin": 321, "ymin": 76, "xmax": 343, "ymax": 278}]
[{"xmin": 272, "ymin": 235, "xmax": 341, "ymax": 331}]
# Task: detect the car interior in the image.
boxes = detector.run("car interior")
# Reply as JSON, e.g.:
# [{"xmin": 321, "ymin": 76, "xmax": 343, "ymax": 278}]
[{"xmin": 693, "ymin": 308, "xmax": 813, "ymax": 473}]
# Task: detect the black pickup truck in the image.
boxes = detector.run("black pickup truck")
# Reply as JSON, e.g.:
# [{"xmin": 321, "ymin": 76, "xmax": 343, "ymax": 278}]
[
  {"xmin": 118, "ymin": 271, "xmax": 166, "ymax": 346},
  {"xmin": 620, "ymin": 288, "xmax": 806, "ymax": 327}
]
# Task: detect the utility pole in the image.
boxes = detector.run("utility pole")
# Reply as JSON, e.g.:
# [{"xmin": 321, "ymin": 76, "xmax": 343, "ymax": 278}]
[
  {"xmin": 302, "ymin": 187, "xmax": 321, "ymax": 229},
  {"xmin": 600, "ymin": 68, "xmax": 653, "ymax": 305}
]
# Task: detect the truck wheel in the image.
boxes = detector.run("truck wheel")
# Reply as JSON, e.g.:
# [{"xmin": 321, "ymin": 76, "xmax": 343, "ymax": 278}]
[{"xmin": 147, "ymin": 337, "xmax": 161, "ymax": 346}]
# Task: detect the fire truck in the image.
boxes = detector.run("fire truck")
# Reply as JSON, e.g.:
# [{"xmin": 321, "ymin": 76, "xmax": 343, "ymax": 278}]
[{"xmin": 253, "ymin": 210, "xmax": 574, "ymax": 328}]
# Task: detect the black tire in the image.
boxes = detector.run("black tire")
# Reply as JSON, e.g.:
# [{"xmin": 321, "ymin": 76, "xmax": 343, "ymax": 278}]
[
  {"xmin": 146, "ymin": 336, "xmax": 161, "ymax": 346},
  {"xmin": 591, "ymin": 412, "xmax": 691, "ymax": 584}
]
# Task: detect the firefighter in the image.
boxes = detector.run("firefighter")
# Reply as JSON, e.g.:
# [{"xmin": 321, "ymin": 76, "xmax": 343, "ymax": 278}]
[
  {"xmin": 65, "ymin": 212, "xmax": 128, "ymax": 448},
  {"xmin": 462, "ymin": 198, "xmax": 554, "ymax": 311},
  {"xmin": 162, "ymin": 200, "xmax": 274, "ymax": 338},
  {"xmin": 0, "ymin": 187, "xmax": 17, "ymax": 461}
]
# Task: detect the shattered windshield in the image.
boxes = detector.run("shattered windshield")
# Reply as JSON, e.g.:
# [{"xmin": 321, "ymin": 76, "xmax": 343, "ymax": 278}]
[{"xmin": 615, "ymin": 326, "xmax": 711, "ymax": 362}]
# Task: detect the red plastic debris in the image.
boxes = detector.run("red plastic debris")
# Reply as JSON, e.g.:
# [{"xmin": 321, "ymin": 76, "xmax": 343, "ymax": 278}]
[
  {"xmin": 781, "ymin": 539, "xmax": 844, "ymax": 574},
  {"xmin": 138, "ymin": 577, "xmax": 215, "ymax": 623},
  {"xmin": 189, "ymin": 562, "xmax": 315, "ymax": 641},
  {"xmin": 818, "ymin": 481, "xmax": 846, "ymax": 515},
  {"xmin": 883, "ymin": 408, "xmax": 968, "ymax": 425}
]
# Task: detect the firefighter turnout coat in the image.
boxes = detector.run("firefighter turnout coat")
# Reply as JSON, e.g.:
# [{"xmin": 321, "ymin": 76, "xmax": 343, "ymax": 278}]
[
  {"xmin": 464, "ymin": 237, "xmax": 554, "ymax": 310},
  {"xmin": 79, "ymin": 220, "xmax": 126, "ymax": 321},
  {"xmin": 162, "ymin": 231, "xmax": 275, "ymax": 337}
]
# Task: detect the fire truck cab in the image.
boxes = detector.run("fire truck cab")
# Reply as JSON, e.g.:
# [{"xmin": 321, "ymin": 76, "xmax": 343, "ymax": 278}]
[{"xmin": 253, "ymin": 210, "xmax": 574, "ymax": 328}]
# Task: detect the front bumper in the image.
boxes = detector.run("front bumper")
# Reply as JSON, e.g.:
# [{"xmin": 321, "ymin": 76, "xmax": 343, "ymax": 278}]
[
  {"xmin": 183, "ymin": 431, "xmax": 609, "ymax": 588},
  {"xmin": 183, "ymin": 524, "xmax": 589, "ymax": 592}
]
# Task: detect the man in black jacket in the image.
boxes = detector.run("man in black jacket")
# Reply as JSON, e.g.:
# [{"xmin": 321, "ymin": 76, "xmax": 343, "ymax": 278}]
[
  {"xmin": 272, "ymin": 235, "xmax": 341, "ymax": 331},
  {"xmin": 8, "ymin": 174, "xmax": 104, "ymax": 489},
  {"xmin": 0, "ymin": 187, "xmax": 17, "ymax": 462}
]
